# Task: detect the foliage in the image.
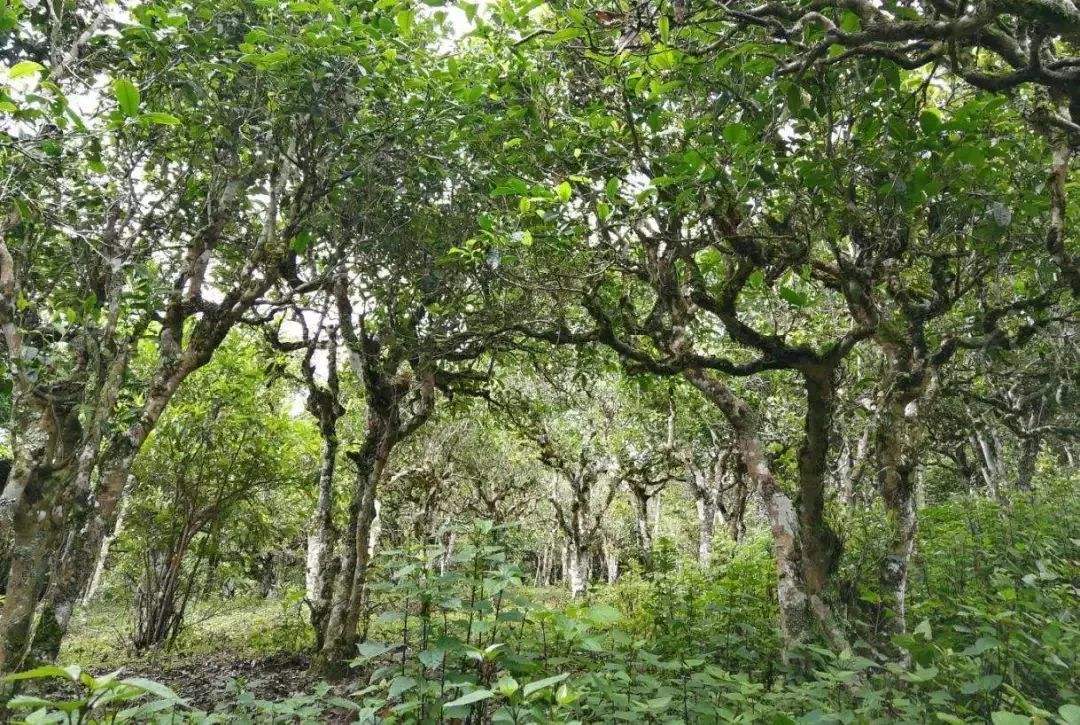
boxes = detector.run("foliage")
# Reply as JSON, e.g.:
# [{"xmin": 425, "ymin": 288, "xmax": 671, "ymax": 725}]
[{"xmin": 14, "ymin": 482, "xmax": 1079, "ymax": 722}]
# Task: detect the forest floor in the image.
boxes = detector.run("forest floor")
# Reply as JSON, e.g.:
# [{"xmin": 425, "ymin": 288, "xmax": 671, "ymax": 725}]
[{"xmin": 58, "ymin": 594, "xmax": 320, "ymax": 709}]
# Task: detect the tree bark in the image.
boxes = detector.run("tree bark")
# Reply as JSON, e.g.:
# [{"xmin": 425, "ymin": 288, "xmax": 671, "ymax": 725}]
[
  {"xmin": 306, "ymin": 431, "xmax": 340, "ymax": 647},
  {"xmin": 684, "ymin": 370, "xmax": 816, "ymax": 660},
  {"xmin": 566, "ymin": 544, "xmax": 588, "ymax": 598},
  {"xmin": 796, "ymin": 371, "xmax": 842, "ymax": 602},
  {"xmin": 601, "ymin": 534, "xmax": 619, "ymax": 583},
  {"xmin": 695, "ymin": 496, "xmax": 717, "ymax": 567},
  {"xmin": 1015, "ymin": 434, "xmax": 1041, "ymax": 491},
  {"xmin": 878, "ymin": 397, "xmax": 918, "ymax": 637}
]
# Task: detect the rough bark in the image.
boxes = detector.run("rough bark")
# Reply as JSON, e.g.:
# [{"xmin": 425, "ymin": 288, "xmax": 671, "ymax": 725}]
[
  {"xmin": 565, "ymin": 544, "xmax": 588, "ymax": 598},
  {"xmin": 877, "ymin": 397, "xmax": 919, "ymax": 637},
  {"xmin": 797, "ymin": 371, "xmax": 842, "ymax": 601},
  {"xmin": 302, "ymin": 333, "xmax": 345, "ymax": 648},
  {"xmin": 694, "ymin": 496, "xmax": 717, "ymax": 567},
  {"xmin": 601, "ymin": 533, "xmax": 620, "ymax": 583},
  {"xmin": 312, "ymin": 417, "xmax": 392, "ymax": 676},
  {"xmin": 1015, "ymin": 434, "xmax": 1041, "ymax": 492},
  {"xmin": 82, "ymin": 477, "xmax": 133, "ymax": 604},
  {"xmin": 684, "ymin": 370, "xmax": 816, "ymax": 658}
]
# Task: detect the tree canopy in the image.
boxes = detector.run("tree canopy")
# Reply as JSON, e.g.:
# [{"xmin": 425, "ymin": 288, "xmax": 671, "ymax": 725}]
[{"xmin": 0, "ymin": 0, "xmax": 1076, "ymax": 721}]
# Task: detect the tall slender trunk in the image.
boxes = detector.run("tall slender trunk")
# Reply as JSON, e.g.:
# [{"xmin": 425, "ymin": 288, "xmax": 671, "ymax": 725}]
[
  {"xmin": 566, "ymin": 544, "xmax": 587, "ymax": 598},
  {"xmin": 972, "ymin": 427, "xmax": 1007, "ymax": 499},
  {"xmin": 685, "ymin": 370, "xmax": 815, "ymax": 659},
  {"xmin": 878, "ymin": 398, "xmax": 918, "ymax": 637},
  {"xmin": 631, "ymin": 487, "xmax": 653, "ymax": 561},
  {"xmin": 797, "ymin": 371, "xmax": 841, "ymax": 603},
  {"xmin": 306, "ymin": 432, "xmax": 340, "ymax": 648},
  {"xmin": 82, "ymin": 477, "xmax": 133, "ymax": 604},
  {"xmin": 874, "ymin": 340, "xmax": 936, "ymax": 641},
  {"xmin": 440, "ymin": 529, "xmax": 455, "ymax": 576},
  {"xmin": 695, "ymin": 497, "xmax": 717, "ymax": 567},
  {"xmin": 601, "ymin": 534, "xmax": 619, "ymax": 583},
  {"xmin": 1015, "ymin": 434, "xmax": 1040, "ymax": 492},
  {"xmin": 312, "ymin": 416, "xmax": 393, "ymax": 677}
]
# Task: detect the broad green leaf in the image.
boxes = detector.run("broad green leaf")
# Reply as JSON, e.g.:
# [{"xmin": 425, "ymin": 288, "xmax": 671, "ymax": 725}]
[
  {"xmin": 550, "ymin": 27, "xmax": 582, "ymax": 42},
  {"xmin": 443, "ymin": 688, "xmax": 495, "ymax": 708},
  {"xmin": 389, "ymin": 675, "xmax": 417, "ymax": 699},
  {"xmin": 960, "ymin": 673, "xmax": 1002, "ymax": 694},
  {"xmin": 120, "ymin": 677, "xmax": 184, "ymax": 702},
  {"xmin": 113, "ymin": 78, "xmax": 140, "ymax": 117},
  {"xmin": 8, "ymin": 60, "xmax": 44, "ymax": 79},
  {"xmin": 919, "ymin": 109, "xmax": 943, "ymax": 134},
  {"xmin": 141, "ymin": 112, "xmax": 180, "ymax": 126},
  {"xmin": 555, "ymin": 181, "xmax": 572, "ymax": 202},
  {"xmin": 3, "ymin": 665, "xmax": 73, "ymax": 682},
  {"xmin": 1058, "ymin": 704, "xmax": 1080, "ymax": 725},
  {"xmin": 991, "ymin": 712, "xmax": 1030, "ymax": 725},
  {"xmin": 722, "ymin": 122, "xmax": 750, "ymax": 145},
  {"xmin": 778, "ymin": 286, "xmax": 810, "ymax": 308},
  {"xmin": 523, "ymin": 673, "xmax": 569, "ymax": 698}
]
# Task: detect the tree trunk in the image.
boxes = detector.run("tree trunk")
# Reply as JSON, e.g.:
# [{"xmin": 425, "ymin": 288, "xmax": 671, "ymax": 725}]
[
  {"xmin": 631, "ymin": 487, "xmax": 653, "ymax": 562},
  {"xmin": 0, "ymin": 404, "xmax": 81, "ymax": 674},
  {"xmin": 1015, "ymin": 434, "xmax": 1040, "ymax": 492},
  {"xmin": 566, "ymin": 544, "xmax": 587, "ymax": 598},
  {"xmin": 878, "ymin": 398, "xmax": 918, "ymax": 638},
  {"xmin": 306, "ymin": 435, "xmax": 340, "ymax": 649},
  {"xmin": 601, "ymin": 534, "xmax": 619, "ymax": 583},
  {"xmin": 695, "ymin": 497, "xmax": 716, "ymax": 567},
  {"xmin": 796, "ymin": 372, "xmax": 841, "ymax": 604},
  {"xmin": 440, "ymin": 530, "xmax": 455, "ymax": 576},
  {"xmin": 311, "ymin": 418, "xmax": 393, "ymax": 677},
  {"xmin": 684, "ymin": 370, "xmax": 816, "ymax": 660},
  {"xmin": 82, "ymin": 478, "xmax": 133, "ymax": 605},
  {"xmin": 0, "ymin": 511, "xmax": 58, "ymax": 673}
]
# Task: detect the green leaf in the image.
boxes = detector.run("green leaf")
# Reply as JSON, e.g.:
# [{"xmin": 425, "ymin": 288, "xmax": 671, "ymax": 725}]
[
  {"xmin": 5, "ymin": 695, "xmax": 54, "ymax": 710},
  {"xmin": 395, "ymin": 9, "xmax": 414, "ymax": 33},
  {"xmin": 291, "ymin": 230, "xmax": 313, "ymax": 253},
  {"xmin": 113, "ymin": 78, "xmax": 140, "ymax": 117},
  {"xmin": 961, "ymin": 674, "xmax": 1003, "ymax": 694},
  {"xmin": 119, "ymin": 677, "xmax": 183, "ymax": 702},
  {"xmin": 586, "ymin": 604, "xmax": 621, "ymax": 624},
  {"xmin": 778, "ymin": 286, "xmax": 809, "ymax": 308},
  {"xmin": 550, "ymin": 28, "xmax": 582, "ymax": 42},
  {"xmin": 3, "ymin": 665, "xmax": 73, "ymax": 682},
  {"xmin": 605, "ymin": 177, "xmax": 620, "ymax": 200},
  {"xmin": 555, "ymin": 181, "xmax": 572, "ymax": 203},
  {"xmin": 991, "ymin": 712, "xmax": 1030, "ymax": 725},
  {"xmin": 443, "ymin": 688, "xmax": 495, "ymax": 708},
  {"xmin": 962, "ymin": 636, "xmax": 999, "ymax": 655},
  {"xmin": 495, "ymin": 676, "xmax": 519, "ymax": 697},
  {"xmin": 389, "ymin": 675, "xmax": 417, "ymax": 699},
  {"xmin": 919, "ymin": 109, "xmax": 943, "ymax": 134},
  {"xmin": 914, "ymin": 618, "xmax": 932, "ymax": 640},
  {"xmin": 523, "ymin": 673, "xmax": 569, "ymax": 698},
  {"xmin": 722, "ymin": 122, "xmax": 751, "ymax": 146},
  {"xmin": 901, "ymin": 665, "xmax": 938, "ymax": 683},
  {"xmin": 1058, "ymin": 704, "xmax": 1080, "ymax": 725},
  {"xmin": 839, "ymin": 10, "xmax": 861, "ymax": 32},
  {"xmin": 140, "ymin": 112, "xmax": 181, "ymax": 126},
  {"xmin": 8, "ymin": 60, "xmax": 44, "ymax": 79}
]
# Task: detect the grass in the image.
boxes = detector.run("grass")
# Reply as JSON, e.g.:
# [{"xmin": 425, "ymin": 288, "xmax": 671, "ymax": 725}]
[{"xmin": 59, "ymin": 590, "xmax": 312, "ymax": 671}]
